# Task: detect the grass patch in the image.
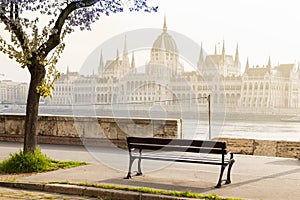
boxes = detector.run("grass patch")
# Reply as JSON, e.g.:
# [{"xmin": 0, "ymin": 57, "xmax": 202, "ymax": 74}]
[
  {"xmin": 0, "ymin": 148, "xmax": 86, "ymax": 173},
  {"xmin": 49, "ymin": 181, "xmax": 242, "ymax": 200},
  {"xmin": 3, "ymin": 178, "xmax": 17, "ymax": 182}
]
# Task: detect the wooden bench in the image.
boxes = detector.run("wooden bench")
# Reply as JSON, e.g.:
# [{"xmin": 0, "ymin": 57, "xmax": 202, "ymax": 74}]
[{"xmin": 125, "ymin": 137, "xmax": 235, "ymax": 188}]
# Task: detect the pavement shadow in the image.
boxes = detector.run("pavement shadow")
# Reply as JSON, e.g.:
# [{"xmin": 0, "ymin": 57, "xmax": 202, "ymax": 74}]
[
  {"xmin": 96, "ymin": 176, "xmax": 234, "ymax": 194},
  {"xmin": 0, "ymin": 142, "xmax": 22, "ymax": 148},
  {"xmin": 266, "ymin": 159, "xmax": 300, "ymax": 166},
  {"xmin": 229, "ymin": 167, "xmax": 300, "ymax": 188}
]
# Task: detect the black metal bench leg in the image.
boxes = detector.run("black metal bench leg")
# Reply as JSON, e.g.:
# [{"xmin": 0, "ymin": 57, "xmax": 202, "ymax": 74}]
[
  {"xmin": 225, "ymin": 160, "xmax": 235, "ymax": 184},
  {"xmin": 137, "ymin": 156, "xmax": 143, "ymax": 176},
  {"xmin": 215, "ymin": 165, "xmax": 226, "ymax": 188},
  {"xmin": 125, "ymin": 157, "xmax": 134, "ymax": 179}
]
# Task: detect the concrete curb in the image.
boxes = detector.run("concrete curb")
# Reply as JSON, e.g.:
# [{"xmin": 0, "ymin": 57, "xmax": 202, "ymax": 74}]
[{"xmin": 0, "ymin": 182, "xmax": 198, "ymax": 200}]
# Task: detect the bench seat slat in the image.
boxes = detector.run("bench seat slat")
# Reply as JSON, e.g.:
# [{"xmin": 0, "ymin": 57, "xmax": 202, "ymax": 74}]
[
  {"xmin": 130, "ymin": 144, "xmax": 226, "ymax": 154},
  {"xmin": 127, "ymin": 137, "xmax": 225, "ymax": 149}
]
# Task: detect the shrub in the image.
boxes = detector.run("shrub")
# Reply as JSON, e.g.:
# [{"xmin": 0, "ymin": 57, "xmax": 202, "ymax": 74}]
[{"xmin": 0, "ymin": 148, "xmax": 86, "ymax": 173}]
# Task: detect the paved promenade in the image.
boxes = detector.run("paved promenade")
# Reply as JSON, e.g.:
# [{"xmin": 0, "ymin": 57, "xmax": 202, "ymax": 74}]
[{"xmin": 0, "ymin": 142, "xmax": 299, "ymax": 200}]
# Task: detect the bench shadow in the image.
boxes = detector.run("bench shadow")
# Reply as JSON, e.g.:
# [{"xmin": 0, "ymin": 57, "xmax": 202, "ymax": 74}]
[
  {"xmin": 266, "ymin": 159, "xmax": 300, "ymax": 166},
  {"xmin": 95, "ymin": 167, "xmax": 300, "ymax": 194},
  {"xmin": 229, "ymin": 167, "xmax": 300, "ymax": 188},
  {"xmin": 95, "ymin": 176, "xmax": 229, "ymax": 194}
]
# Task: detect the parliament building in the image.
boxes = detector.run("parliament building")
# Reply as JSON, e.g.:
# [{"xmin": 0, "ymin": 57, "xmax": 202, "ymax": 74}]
[{"xmin": 48, "ymin": 18, "xmax": 300, "ymax": 115}]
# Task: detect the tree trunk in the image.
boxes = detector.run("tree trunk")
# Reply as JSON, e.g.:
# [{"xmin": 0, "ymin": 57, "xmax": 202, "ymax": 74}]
[{"xmin": 23, "ymin": 62, "xmax": 45, "ymax": 153}]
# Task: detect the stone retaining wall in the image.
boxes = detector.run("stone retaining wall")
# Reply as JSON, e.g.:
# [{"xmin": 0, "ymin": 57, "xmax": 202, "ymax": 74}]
[
  {"xmin": 0, "ymin": 114, "xmax": 181, "ymax": 147},
  {"xmin": 218, "ymin": 138, "xmax": 300, "ymax": 159},
  {"xmin": 0, "ymin": 115, "xmax": 299, "ymax": 158}
]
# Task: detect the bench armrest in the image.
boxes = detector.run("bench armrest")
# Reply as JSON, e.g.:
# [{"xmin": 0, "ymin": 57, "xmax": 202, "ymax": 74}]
[{"xmin": 226, "ymin": 152, "xmax": 234, "ymax": 160}]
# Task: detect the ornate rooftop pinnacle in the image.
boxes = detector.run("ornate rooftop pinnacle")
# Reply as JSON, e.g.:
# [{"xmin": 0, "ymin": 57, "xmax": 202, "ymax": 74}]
[
  {"xmin": 222, "ymin": 40, "xmax": 225, "ymax": 57},
  {"xmin": 123, "ymin": 35, "xmax": 128, "ymax": 55},
  {"xmin": 235, "ymin": 43, "xmax": 239, "ymax": 65},
  {"xmin": 163, "ymin": 15, "xmax": 167, "ymax": 32}
]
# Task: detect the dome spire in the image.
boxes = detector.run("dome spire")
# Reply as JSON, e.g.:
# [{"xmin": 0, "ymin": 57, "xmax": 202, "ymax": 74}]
[{"xmin": 163, "ymin": 15, "xmax": 167, "ymax": 32}]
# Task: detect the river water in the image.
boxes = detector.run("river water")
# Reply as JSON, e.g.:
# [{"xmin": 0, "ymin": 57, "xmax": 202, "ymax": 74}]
[{"xmin": 182, "ymin": 119, "xmax": 300, "ymax": 141}]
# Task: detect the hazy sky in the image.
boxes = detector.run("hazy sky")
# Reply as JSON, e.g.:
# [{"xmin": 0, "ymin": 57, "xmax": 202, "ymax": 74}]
[{"xmin": 1, "ymin": 0, "xmax": 300, "ymax": 82}]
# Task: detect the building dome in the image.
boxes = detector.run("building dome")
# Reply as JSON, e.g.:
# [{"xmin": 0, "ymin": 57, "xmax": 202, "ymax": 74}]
[{"xmin": 152, "ymin": 17, "xmax": 178, "ymax": 54}]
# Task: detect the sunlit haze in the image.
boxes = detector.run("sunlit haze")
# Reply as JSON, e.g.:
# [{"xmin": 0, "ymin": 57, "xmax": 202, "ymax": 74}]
[{"xmin": 1, "ymin": 0, "xmax": 300, "ymax": 82}]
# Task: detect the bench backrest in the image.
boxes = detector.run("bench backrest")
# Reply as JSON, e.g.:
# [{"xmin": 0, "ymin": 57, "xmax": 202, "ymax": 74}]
[{"xmin": 127, "ymin": 137, "xmax": 227, "ymax": 155}]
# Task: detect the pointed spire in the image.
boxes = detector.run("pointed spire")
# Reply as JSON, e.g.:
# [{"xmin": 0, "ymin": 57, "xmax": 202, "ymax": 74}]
[
  {"xmin": 267, "ymin": 56, "xmax": 271, "ymax": 68},
  {"xmin": 100, "ymin": 50, "xmax": 104, "ymax": 67},
  {"xmin": 116, "ymin": 49, "xmax": 119, "ymax": 60},
  {"xmin": 266, "ymin": 56, "xmax": 271, "ymax": 72},
  {"xmin": 98, "ymin": 50, "xmax": 104, "ymax": 75},
  {"xmin": 214, "ymin": 44, "xmax": 217, "ymax": 55},
  {"xmin": 122, "ymin": 36, "xmax": 129, "ymax": 67},
  {"xmin": 235, "ymin": 43, "xmax": 239, "ymax": 65},
  {"xmin": 131, "ymin": 51, "xmax": 136, "ymax": 69},
  {"xmin": 293, "ymin": 60, "xmax": 297, "ymax": 73},
  {"xmin": 246, "ymin": 57, "xmax": 249, "ymax": 71},
  {"xmin": 197, "ymin": 42, "xmax": 204, "ymax": 67},
  {"xmin": 222, "ymin": 40, "xmax": 225, "ymax": 57},
  {"xmin": 66, "ymin": 66, "xmax": 70, "ymax": 80},
  {"xmin": 123, "ymin": 35, "xmax": 128, "ymax": 55},
  {"xmin": 163, "ymin": 15, "xmax": 167, "ymax": 32}
]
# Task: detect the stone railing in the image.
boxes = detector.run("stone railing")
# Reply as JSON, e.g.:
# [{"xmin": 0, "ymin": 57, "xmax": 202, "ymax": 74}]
[
  {"xmin": 218, "ymin": 138, "xmax": 300, "ymax": 159},
  {"xmin": 0, "ymin": 114, "xmax": 181, "ymax": 147}
]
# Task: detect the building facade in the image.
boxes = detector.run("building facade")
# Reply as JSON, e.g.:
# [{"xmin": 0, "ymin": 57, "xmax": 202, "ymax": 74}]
[
  {"xmin": 0, "ymin": 80, "xmax": 28, "ymax": 104},
  {"xmin": 46, "ymin": 19, "xmax": 300, "ymax": 115}
]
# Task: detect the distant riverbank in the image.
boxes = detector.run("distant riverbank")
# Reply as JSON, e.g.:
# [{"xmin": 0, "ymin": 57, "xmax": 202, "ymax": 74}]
[{"xmin": 0, "ymin": 105, "xmax": 294, "ymax": 121}]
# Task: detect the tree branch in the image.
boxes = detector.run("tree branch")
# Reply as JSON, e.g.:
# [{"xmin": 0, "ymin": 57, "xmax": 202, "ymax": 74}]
[
  {"xmin": 38, "ymin": 0, "xmax": 99, "ymax": 59},
  {"xmin": 0, "ymin": 5, "xmax": 28, "ymax": 52}
]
